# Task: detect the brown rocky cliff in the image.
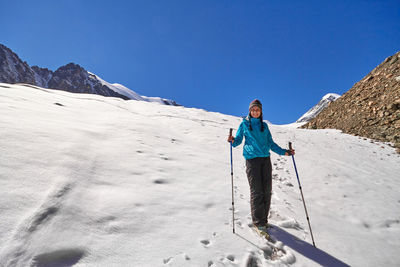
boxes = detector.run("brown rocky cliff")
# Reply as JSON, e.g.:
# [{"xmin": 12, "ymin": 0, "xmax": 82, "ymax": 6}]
[{"xmin": 303, "ymin": 51, "xmax": 400, "ymax": 153}]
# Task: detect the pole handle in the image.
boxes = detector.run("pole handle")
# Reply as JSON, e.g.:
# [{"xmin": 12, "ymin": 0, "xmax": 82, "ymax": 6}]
[
  {"xmin": 229, "ymin": 128, "xmax": 233, "ymax": 136},
  {"xmin": 289, "ymin": 142, "xmax": 293, "ymax": 151}
]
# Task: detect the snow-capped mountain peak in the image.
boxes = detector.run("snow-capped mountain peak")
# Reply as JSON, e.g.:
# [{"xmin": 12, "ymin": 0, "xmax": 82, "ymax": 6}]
[
  {"xmin": 88, "ymin": 72, "xmax": 179, "ymax": 105},
  {"xmin": 87, "ymin": 72, "xmax": 145, "ymax": 101},
  {"xmin": 297, "ymin": 93, "xmax": 340, "ymax": 123}
]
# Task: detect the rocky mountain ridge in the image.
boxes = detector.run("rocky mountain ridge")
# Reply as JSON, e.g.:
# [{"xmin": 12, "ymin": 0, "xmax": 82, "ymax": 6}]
[
  {"xmin": 0, "ymin": 44, "xmax": 41, "ymax": 86},
  {"xmin": 0, "ymin": 44, "xmax": 178, "ymax": 105},
  {"xmin": 303, "ymin": 51, "xmax": 400, "ymax": 153}
]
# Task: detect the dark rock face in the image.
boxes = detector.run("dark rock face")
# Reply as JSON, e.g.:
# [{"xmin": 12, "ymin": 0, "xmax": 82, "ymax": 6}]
[
  {"xmin": 31, "ymin": 66, "xmax": 53, "ymax": 87},
  {"xmin": 0, "ymin": 44, "xmax": 39, "ymax": 85},
  {"xmin": 303, "ymin": 51, "xmax": 400, "ymax": 153},
  {"xmin": 47, "ymin": 63, "xmax": 129, "ymax": 99}
]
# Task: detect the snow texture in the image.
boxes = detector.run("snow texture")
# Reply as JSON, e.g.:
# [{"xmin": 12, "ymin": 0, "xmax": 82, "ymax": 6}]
[{"xmin": 0, "ymin": 83, "xmax": 399, "ymax": 266}]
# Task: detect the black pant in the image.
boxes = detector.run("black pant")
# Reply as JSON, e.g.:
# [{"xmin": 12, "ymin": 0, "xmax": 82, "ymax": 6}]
[{"xmin": 245, "ymin": 157, "xmax": 272, "ymax": 227}]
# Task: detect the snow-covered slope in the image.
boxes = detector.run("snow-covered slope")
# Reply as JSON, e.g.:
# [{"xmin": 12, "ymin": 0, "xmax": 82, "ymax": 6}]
[
  {"xmin": 89, "ymin": 72, "xmax": 178, "ymax": 106},
  {"xmin": 297, "ymin": 93, "xmax": 340, "ymax": 123},
  {"xmin": 1, "ymin": 83, "xmax": 399, "ymax": 267}
]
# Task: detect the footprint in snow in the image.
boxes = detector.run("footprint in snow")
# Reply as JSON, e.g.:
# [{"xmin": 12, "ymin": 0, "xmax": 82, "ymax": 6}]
[
  {"xmin": 226, "ymin": 254, "xmax": 235, "ymax": 263},
  {"xmin": 283, "ymin": 199, "xmax": 293, "ymax": 211},
  {"xmin": 201, "ymin": 231, "xmax": 221, "ymax": 248},
  {"xmin": 284, "ymin": 181, "xmax": 294, "ymax": 187},
  {"xmin": 228, "ymin": 207, "xmax": 239, "ymax": 214},
  {"xmin": 378, "ymin": 219, "xmax": 400, "ymax": 228},
  {"xmin": 277, "ymin": 218, "xmax": 303, "ymax": 230},
  {"xmin": 163, "ymin": 253, "xmax": 190, "ymax": 265},
  {"xmin": 153, "ymin": 179, "xmax": 169, "ymax": 184},
  {"xmin": 236, "ymin": 220, "xmax": 244, "ymax": 228},
  {"xmin": 211, "ymin": 255, "xmax": 236, "ymax": 265},
  {"xmin": 163, "ymin": 257, "xmax": 173, "ymax": 264},
  {"xmin": 269, "ymin": 210, "xmax": 286, "ymax": 221},
  {"xmin": 244, "ymin": 253, "xmax": 261, "ymax": 267},
  {"xmin": 200, "ymin": 239, "xmax": 211, "ymax": 247},
  {"xmin": 244, "ymin": 236, "xmax": 295, "ymax": 265}
]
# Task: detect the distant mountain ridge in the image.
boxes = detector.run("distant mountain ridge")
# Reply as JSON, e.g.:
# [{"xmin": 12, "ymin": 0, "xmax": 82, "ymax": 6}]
[
  {"xmin": 0, "ymin": 44, "xmax": 179, "ymax": 105},
  {"xmin": 297, "ymin": 93, "xmax": 341, "ymax": 123},
  {"xmin": 302, "ymin": 51, "xmax": 400, "ymax": 153}
]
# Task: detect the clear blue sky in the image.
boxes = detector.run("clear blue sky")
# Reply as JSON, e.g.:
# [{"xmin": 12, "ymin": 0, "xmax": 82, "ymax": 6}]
[{"xmin": 1, "ymin": 0, "xmax": 399, "ymax": 124}]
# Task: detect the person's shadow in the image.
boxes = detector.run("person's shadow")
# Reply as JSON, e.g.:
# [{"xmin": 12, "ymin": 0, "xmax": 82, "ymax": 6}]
[{"xmin": 237, "ymin": 224, "xmax": 351, "ymax": 267}]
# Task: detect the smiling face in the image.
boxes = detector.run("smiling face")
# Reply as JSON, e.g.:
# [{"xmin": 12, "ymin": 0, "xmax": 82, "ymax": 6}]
[{"xmin": 250, "ymin": 106, "xmax": 261, "ymax": 118}]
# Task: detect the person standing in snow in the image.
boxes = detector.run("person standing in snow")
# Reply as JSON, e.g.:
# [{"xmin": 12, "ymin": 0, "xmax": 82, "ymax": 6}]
[{"xmin": 227, "ymin": 99, "xmax": 294, "ymax": 234}]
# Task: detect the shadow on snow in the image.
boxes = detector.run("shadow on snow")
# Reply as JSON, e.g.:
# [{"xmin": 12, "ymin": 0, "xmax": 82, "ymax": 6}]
[
  {"xmin": 270, "ymin": 225, "xmax": 350, "ymax": 266},
  {"xmin": 236, "ymin": 224, "xmax": 350, "ymax": 267}
]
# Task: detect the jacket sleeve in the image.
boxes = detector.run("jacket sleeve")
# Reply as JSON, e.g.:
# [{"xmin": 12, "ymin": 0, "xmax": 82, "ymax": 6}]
[
  {"xmin": 265, "ymin": 123, "xmax": 287, "ymax": 155},
  {"xmin": 232, "ymin": 122, "xmax": 244, "ymax": 147}
]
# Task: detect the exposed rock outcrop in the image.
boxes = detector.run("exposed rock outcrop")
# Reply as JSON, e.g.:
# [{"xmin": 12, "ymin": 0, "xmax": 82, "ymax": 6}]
[{"xmin": 303, "ymin": 51, "xmax": 400, "ymax": 152}]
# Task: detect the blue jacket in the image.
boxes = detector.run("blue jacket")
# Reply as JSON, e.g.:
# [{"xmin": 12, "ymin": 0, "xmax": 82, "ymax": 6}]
[{"xmin": 232, "ymin": 117, "xmax": 287, "ymax": 159}]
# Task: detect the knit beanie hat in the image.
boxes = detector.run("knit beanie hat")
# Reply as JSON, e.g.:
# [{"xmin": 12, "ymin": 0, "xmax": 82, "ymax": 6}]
[{"xmin": 249, "ymin": 99, "xmax": 262, "ymax": 111}]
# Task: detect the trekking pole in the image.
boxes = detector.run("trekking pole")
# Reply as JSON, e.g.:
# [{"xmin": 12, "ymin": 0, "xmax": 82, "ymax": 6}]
[
  {"xmin": 229, "ymin": 128, "xmax": 235, "ymax": 234},
  {"xmin": 289, "ymin": 142, "xmax": 316, "ymax": 247}
]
